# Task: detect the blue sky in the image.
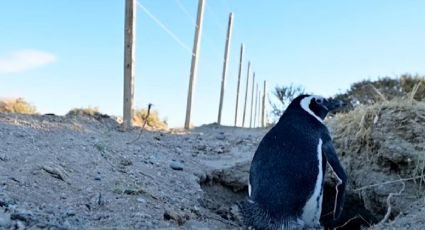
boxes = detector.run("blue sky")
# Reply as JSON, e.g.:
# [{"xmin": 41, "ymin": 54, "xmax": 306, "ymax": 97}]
[{"xmin": 1, "ymin": 1, "xmax": 424, "ymax": 128}]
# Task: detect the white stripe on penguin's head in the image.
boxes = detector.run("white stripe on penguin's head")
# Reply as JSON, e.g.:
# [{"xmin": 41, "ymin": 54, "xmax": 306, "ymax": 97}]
[{"xmin": 300, "ymin": 95, "xmax": 324, "ymax": 124}]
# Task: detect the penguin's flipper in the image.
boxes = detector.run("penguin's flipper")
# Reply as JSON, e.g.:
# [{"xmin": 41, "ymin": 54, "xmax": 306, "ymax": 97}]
[{"xmin": 322, "ymin": 138, "xmax": 347, "ymax": 220}]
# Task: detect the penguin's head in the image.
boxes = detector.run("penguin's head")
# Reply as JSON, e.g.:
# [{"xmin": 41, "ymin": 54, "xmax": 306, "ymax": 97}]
[{"xmin": 289, "ymin": 94, "xmax": 346, "ymax": 123}]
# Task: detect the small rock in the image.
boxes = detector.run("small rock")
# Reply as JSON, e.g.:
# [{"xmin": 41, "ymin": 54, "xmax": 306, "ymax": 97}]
[
  {"xmin": 0, "ymin": 211, "xmax": 12, "ymax": 228},
  {"xmin": 163, "ymin": 209, "xmax": 186, "ymax": 225},
  {"xmin": 94, "ymin": 176, "xmax": 101, "ymax": 181},
  {"xmin": 0, "ymin": 154, "xmax": 8, "ymax": 161},
  {"xmin": 66, "ymin": 210, "xmax": 76, "ymax": 217},
  {"xmin": 120, "ymin": 158, "xmax": 133, "ymax": 166},
  {"xmin": 190, "ymin": 206, "xmax": 201, "ymax": 216},
  {"xmin": 214, "ymin": 147, "xmax": 224, "ymax": 154},
  {"xmin": 14, "ymin": 133, "xmax": 26, "ymax": 138},
  {"xmin": 216, "ymin": 135, "xmax": 226, "ymax": 141},
  {"xmin": 16, "ymin": 220, "xmax": 25, "ymax": 230},
  {"xmin": 170, "ymin": 161, "xmax": 184, "ymax": 171},
  {"xmin": 137, "ymin": 198, "xmax": 146, "ymax": 204},
  {"xmin": 60, "ymin": 193, "xmax": 67, "ymax": 200},
  {"xmin": 196, "ymin": 145, "xmax": 208, "ymax": 151},
  {"xmin": 97, "ymin": 192, "xmax": 104, "ymax": 206},
  {"xmin": 11, "ymin": 209, "xmax": 33, "ymax": 222},
  {"xmin": 0, "ymin": 200, "xmax": 9, "ymax": 208},
  {"xmin": 41, "ymin": 165, "xmax": 67, "ymax": 181}
]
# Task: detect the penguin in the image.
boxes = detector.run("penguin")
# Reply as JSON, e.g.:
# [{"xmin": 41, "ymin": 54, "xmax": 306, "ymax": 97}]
[{"xmin": 233, "ymin": 94, "xmax": 347, "ymax": 230}]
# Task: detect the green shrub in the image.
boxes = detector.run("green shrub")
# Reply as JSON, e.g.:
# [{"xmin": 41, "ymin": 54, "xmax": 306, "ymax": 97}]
[{"xmin": 0, "ymin": 98, "xmax": 37, "ymax": 114}]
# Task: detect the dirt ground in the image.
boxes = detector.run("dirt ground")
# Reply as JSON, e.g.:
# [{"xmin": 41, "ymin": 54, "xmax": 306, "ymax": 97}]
[
  {"xmin": 1, "ymin": 100, "xmax": 424, "ymax": 230},
  {"xmin": 0, "ymin": 113, "xmax": 263, "ymax": 229}
]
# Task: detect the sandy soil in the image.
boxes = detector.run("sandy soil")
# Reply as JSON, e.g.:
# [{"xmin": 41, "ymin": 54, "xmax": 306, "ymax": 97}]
[
  {"xmin": 1, "ymin": 102, "xmax": 424, "ymax": 230},
  {"xmin": 0, "ymin": 113, "xmax": 264, "ymax": 229}
]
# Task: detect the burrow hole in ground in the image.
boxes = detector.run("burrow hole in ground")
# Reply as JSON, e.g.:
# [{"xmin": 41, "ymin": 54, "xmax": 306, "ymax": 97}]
[{"xmin": 200, "ymin": 179, "xmax": 379, "ymax": 230}]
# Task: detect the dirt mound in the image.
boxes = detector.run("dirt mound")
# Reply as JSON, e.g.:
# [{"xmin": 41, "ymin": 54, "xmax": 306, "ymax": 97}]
[
  {"xmin": 199, "ymin": 100, "xmax": 425, "ymax": 229},
  {"xmin": 328, "ymin": 99, "xmax": 425, "ymax": 228}
]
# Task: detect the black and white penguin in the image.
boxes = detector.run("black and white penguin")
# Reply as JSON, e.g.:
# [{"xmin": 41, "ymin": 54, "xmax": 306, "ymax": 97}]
[{"xmin": 233, "ymin": 94, "xmax": 347, "ymax": 230}]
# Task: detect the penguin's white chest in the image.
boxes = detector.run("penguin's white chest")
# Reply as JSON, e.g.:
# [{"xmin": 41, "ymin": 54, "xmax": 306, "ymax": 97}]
[{"xmin": 301, "ymin": 138, "xmax": 324, "ymax": 227}]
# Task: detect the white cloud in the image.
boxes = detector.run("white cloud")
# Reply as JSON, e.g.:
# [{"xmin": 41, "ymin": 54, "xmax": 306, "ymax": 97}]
[{"xmin": 0, "ymin": 49, "xmax": 57, "ymax": 74}]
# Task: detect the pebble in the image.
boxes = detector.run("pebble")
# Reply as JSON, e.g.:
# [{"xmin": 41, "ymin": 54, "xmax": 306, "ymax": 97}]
[
  {"xmin": 0, "ymin": 154, "xmax": 8, "ymax": 161},
  {"xmin": 216, "ymin": 135, "xmax": 226, "ymax": 141},
  {"xmin": 66, "ymin": 210, "xmax": 76, "ymax": 217},
  {"xmin": 196, "ymin": 145, "xmax": 208, "ymax": 151},
  {"xmin": 0, "ymin": 211, "xmax": 12, "ymax": 228},
  {"xmin": 137, "ymin": 198, "xmax": 146, "ymax": 204},
  {"xmin": 163, "ymin": 209, "xmax": 186, "ymax": 225},
  {"xmin": 16, "ymin": 221, "xmax": 25, "ymax": 230},
  {"xmin": 214, "ymin": 147, "xmax": 224, "ymax": 154},
  {"xmin": 120, "ymin": 158, "xmax": 133, "ymax": 166},
  {"xmin": 170, "ymin": 161, "xmax": 184, "ymax": 171},
  {"xmin": 11, "ymin": 209, "xmax": 33, "ymax": 222}
]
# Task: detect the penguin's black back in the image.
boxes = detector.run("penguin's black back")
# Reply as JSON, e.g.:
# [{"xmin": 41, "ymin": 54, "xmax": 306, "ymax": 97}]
[{"xmin": 249, "ymin": 96, "xmax": 328, "ymax": 219}]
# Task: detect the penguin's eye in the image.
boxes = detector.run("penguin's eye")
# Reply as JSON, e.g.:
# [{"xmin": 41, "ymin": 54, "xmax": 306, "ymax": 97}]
[{"xmin": 315, "ymin": 98, "xmax": 324, "ymax": 104}]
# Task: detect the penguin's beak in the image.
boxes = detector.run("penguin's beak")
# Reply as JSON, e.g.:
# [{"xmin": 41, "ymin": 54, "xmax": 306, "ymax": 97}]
[{"xmin": 325, "ymin": 99, "xmax": 347, "ymax": 112}]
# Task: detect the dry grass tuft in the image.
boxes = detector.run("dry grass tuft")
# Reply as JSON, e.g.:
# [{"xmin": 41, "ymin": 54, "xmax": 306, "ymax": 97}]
[
  {"xmin": 329, "ymin": 99, "xmax": 425, "ymax": 162},
  {"xmin": 133, "ymin": 108, "xmax": 167, "ymax": 130},
  {"xmin": 328, "ymin": 97, "xmax": 425, "ymax": 222},
  {"xmin": 0, "ymin": 98, "xmax": 37, "ymax": 114},
  {"xmin": 67, "ymin": 107, "xmax": 102, "ymax": 116}
]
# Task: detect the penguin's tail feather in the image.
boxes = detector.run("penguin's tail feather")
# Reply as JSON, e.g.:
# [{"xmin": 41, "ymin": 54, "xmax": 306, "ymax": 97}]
[
  {"xmin": 231, "ymin": 199, "xmax": 273, "ymax": 229},
  {"xmin": 231, "ymin": 199, "xmax": 305, "ymax": 230}
]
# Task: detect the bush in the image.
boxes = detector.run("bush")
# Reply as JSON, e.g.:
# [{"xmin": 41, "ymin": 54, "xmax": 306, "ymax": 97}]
[
  {"xmin": 67, "ymin": 107, "xmax": 102, "ymax": 116},
  {"xmin": 334, "ymin": 74, "xmax": 425, "ymax": 110},
  {"xmin": 0, "ymin": 98, "xmax": 37, "ymax": 114},
  {"xmin": 133, "ymin": 108, "xmax": 167, "ymax": 130},
  {"xmin": 269, "ymin": 74, "xmax": 425, "ymax": 118},
  {"xmin": 269, "ymin": 84, "xmax": 304, "ymax": 121}
]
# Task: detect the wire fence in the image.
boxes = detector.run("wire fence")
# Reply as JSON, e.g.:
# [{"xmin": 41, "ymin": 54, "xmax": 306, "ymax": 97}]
[{"xmin": 132, "ymin": 0, "xmax": 268, "ymax": 128}]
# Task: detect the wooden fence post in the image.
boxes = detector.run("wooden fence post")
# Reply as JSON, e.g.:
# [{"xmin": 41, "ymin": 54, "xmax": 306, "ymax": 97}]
[
  {"xmin": 184, "ymin": 0, "xmax": 205, "ymax": 129},
  {"xmin": 217, "ymin": 12, "xmax": 234, "ymax": 125},
  {"xmin": 258, "ymin": 89, "xmax": 262, "ymax": 127},
  {"xmin": 261, "ymin": 80, "xmax": 267, "ymax": 127},
  {"xmin": 234, "ymin": 43, "xmax": 244, "ymax": 127},
  {"xmin": 123, "ymin": 0, "xmax": 136, "ymax": 130},
  {"xmin": 242, "ymin": 61, "xmax": 251, "ymax": 127},
  {"xmin": 249, "ymin": 72, "xmax": 255, "ymax": 128},
  {"xmin": 253, "ymin": 83, "xmax": 259, "ymax": 128}
]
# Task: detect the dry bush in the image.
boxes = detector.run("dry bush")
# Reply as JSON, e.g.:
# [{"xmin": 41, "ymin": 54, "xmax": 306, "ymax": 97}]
[
  {"xmin": 67, "ymin": 107, "xmax": 102, "ymax": 116},
  {"xmin": 0, "ymin": 98, "xmax": 37, "ymax": 114},
  {"xmin": 327, "ymin": 98, "xmax": 425, "ymax": 218},
  {"xmin": 334, "ymin": 74, "xmax": 425, "ymax": 111},
  {"xmin": 133, "ymin": 108, "xmax": 167, "ymax": 130}
]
